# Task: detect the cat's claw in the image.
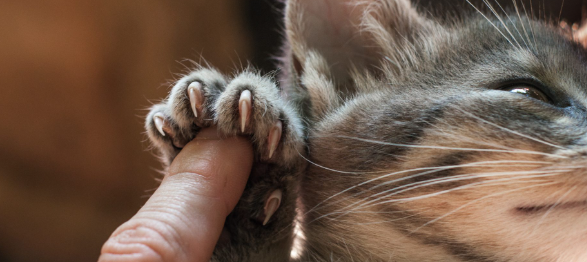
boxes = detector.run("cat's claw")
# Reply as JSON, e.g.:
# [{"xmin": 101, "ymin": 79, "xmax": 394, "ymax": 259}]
[
  {"xmin": 239, "ymin": 90, "xmax": 252, "ymax": 132},
  {"xmin": 146, "ymin": 69, "xmax": 305, "ymax": 261},
  {"xmin": 263, "ymin": 189, "xmax": 282, "ymax": 226},
  {"xmin": 153, "ymin": 113, "xmax": 167, "ymax": 137},
  {"xmin": 188, "ymin": 82, "xmax": 204, "ymax": 118},
  {"xmin": 268, "ymin": 121, "xmax": 282, "ymax": 159}
]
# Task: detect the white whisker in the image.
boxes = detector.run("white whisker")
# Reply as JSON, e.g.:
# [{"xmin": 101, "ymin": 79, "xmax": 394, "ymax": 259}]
[
  {"xmin": 481, "ymin": 0, "xmax": 523, "ymax": 49},
  {"xmin": 296, "ymin": 147, "xmax": 383, "ymax": 174},
  {"xmin": 360, "ymin": 170, "xmax": 568, "ymax": 209},
  {"xmin": 335, "ymin": 135, "xmax": 566, "ymax": 158},
  {"xmin": 493, "ymin": 0, "xmax": 530, "ymax": 50},
  {"xmin": 558, "ymin": 0, "xmax": 566, "ymax": 23},
  {"xmin": 352, "ymin": 213, "xmax": 421, "ymax": 225},
  {"xmin": 517, "ymin": 0, "xmax": 539, "ymax": 50},
  {"xmin": 305, "ymin": 160, "xmax": 552, "ymax": 216},
  {"xmin": 527, "ymin": 0, "xmax": 539, "ymax": 48},
  {"xmin": 465, "ymin": 0, "xmax": 518, "ymax": 49},
  {"xmin": 454, "ymin": 107, "xmax": 567, "ymax": 151},
  {"xmin": 512, "ymin": 0, "xmax": 536, "ymax": 51},
  {"xmin": 311, "ymin": 171, "xmax": 568, "ymax": 223},
  {"xmin": 310, "ymin": 177, "xmax": 557, "ymax": 225}
]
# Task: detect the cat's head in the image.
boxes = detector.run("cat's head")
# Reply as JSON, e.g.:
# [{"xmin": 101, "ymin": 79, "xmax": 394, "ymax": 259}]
[{"xmin": 285, "ymin": 0, "xmax": 587, "ymax": 261}]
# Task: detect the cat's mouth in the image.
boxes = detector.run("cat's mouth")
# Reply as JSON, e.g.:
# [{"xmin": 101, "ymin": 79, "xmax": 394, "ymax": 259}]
[{"xmin": 515, "ymin": 200, "xmax": 587, "ymax": 214}]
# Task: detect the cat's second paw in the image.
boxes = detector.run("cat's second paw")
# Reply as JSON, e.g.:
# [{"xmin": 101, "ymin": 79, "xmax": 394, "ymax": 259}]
[
  {"xmin": 146, "ymin": 67, "xmax": 305, "ymax": 261},
  {"xmin": 146, "ymin": 68, "xmax": 302, "ymax": 166}
]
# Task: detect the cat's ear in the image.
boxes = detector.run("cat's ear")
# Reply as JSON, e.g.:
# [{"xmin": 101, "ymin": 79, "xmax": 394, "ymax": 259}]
[{"xmin": 285, "ymin": 0, "xmax": 437, "ymax": 82}]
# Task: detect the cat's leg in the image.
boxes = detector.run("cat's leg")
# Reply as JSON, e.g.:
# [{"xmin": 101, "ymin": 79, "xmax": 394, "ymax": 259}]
[{"xmin": 146, "ymin": 67, "xmax": 305, "ymax": 262}]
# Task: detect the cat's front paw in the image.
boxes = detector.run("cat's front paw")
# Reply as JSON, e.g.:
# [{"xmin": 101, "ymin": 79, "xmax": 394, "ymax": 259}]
[
  {"xmin": 146, "ymin": 67, "xmax": 305, "ymax": 262},
  {"xmin": 146, "ymin": 68, "xmax": 226, "ymax": 164}
]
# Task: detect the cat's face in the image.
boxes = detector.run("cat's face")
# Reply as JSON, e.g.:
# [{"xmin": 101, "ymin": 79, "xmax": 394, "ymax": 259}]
[{"xmin": 286, "ymin": 0, "xmax": 587, "ymax": 261}]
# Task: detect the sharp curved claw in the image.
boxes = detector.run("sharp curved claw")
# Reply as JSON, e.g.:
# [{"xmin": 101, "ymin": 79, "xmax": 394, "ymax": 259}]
[
  {"xmin": 263, "ymin": 189, "xmax": 283, "ymax": 226},
  {"xmin": 153, "ymin": 113, "xmax": 166, "ymax": 137},
  {"xmin": 268, "ymin": 121, "xmax": 283, "ymax": 159},
  {"xmin": 188, "ymin": 82, "xmax": 203, "ymax": 118},
  {"xmin": 239, "ymin": 90, "xmax": 252, "ymax": 132}
]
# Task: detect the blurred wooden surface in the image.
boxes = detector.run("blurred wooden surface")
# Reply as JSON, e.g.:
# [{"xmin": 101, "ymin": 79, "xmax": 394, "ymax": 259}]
[{"xmin": 0, "ymin": 0, "xmax": 252, "ymax": 261}]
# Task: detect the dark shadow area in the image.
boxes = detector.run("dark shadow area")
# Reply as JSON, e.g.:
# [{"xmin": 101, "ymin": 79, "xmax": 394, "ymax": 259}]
[
  {"xmin": 244, "ymin": 0, "xmax": 286, "ymax": 73},
  {"xmin": 244, "ymin": 0, "xmax": 587, "ymax": 73}
]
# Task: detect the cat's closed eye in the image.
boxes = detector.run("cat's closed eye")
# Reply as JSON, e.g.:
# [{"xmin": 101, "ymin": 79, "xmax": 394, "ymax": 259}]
[{"xmin": 500, "ymin": 84, "xmax": 551, "ymax": 103}]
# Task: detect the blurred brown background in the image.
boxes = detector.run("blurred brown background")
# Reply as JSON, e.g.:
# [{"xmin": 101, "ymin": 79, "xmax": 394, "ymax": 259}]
[
  {"xmin": 0, "ymin": 0, "xmax": 283, "ymax": 261},
  {"xmin": 0, "ymin": 0, "xmax": 583, "ymax": 261}
]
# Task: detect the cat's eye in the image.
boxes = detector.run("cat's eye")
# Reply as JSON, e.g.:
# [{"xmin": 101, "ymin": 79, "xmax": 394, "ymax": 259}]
[{"xmin": 501, "ymin": 85, "xmax": 550, "ymax": 103}]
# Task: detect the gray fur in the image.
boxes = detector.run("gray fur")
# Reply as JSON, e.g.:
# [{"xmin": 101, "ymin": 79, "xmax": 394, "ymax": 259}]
[{"xmin": 147, "ymin": 0, "xmax": 587, "ymax": 261}]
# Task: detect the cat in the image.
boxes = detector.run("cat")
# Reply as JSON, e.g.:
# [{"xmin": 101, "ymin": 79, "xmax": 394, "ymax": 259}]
[{"xmin": 146, "ymin": 0, "xmax": 587, "ymax": 261}]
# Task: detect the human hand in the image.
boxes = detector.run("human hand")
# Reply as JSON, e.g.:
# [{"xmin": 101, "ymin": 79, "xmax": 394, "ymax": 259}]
[{"xmin": 98, "ymin": 127, "xmax": 253, "ymax": 262}]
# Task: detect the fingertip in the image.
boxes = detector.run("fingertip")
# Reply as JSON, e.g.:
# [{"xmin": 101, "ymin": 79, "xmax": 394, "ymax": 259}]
[
  {"xmin": 100, "ymin": 237, "xmax": 163, "ymax": 262},
  {"xmin": 168, "ymin": 127, "xmax": 254, "ymax": 212},
  {"xmin": 100, "ymin": 127, "xmax": 254, "ymax": 262}
]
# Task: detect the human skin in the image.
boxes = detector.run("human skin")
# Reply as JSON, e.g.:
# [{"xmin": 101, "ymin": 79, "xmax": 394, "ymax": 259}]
[{"xmin": 99, "ymin": 127, "xmax": 254, "ymax": 262}]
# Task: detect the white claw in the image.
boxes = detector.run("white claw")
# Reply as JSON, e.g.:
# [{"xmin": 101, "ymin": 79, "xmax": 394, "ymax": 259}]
[
  {"xmin": 188, "ymin": 82, "xmax": 203, "ymax": 118},
  {"xmin": 263, "ymin": 189, "xmax": 282, "ymax": 226},
  {"xmin": 239, "ymin": 90, "xmax": 252, "ymax": 133},
  {"xmin": 153, "ymin": 113, "xmax": 166, "ymax": 137},
  {"xmin": 267, "ymin": 121, "xmax": 282, "ymax": 159}
]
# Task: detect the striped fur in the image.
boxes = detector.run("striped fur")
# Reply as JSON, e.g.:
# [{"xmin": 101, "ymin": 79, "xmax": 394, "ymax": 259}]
[{"xmin": 283, "ymin": 0, "xmax": 587, "ymax": 261}]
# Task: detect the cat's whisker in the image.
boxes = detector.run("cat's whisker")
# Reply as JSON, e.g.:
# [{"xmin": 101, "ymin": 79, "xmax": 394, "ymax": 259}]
[
  {"xmin": 349, "ymin": 213, "xmax": 421, "ymax": 226},
  {"xmin": 312, "ymin": 178, "xmax": 557, "ymax": 225},
  {"xmin": 317, "ymin": 170, "xmax": 566, "ymax": 222},
  {"xmin": 453, "ymin": 107, "xmax": 568, "ymax": 151},
  {"xmin": 527, "ymin": 0, "xmax": 539, "ymax": 48},
  {"xmin": 379, "ymin": 173, "xmax": 567, "ymax": 205},
  {"xmin": 445, "ymin": 132, "xmax": 563, "ymax": 159},
  {"xmin": 302, "ymin": 165, "xmax": 457, "ymax": 216},
  {"xmin": 319, "ymin": 206, "xmax": 429, "ymax": 218},
  {"xmin": 417, "ymin": 116, "xmax": 558, "ymax": 154},
  {"xmin": 448, "ymin": 133, "xmax": 522, "ymax": 150},
  {"xmin": 323, "ymin": 211, "xmax": 420, "ymax": 225},
  {"xmin": 370, "ymin": 165, "xmax": 562, "ymax": 197},
  {"xmin": 465, "ymin": 0, "xmax": 518, "ymax": 49},
  {"xmin": 493, "ymin": 0, "xmax": 530, "ymax": 51},
  {"xmin": 306, "ymin": 164, "xmax": 534, "ymax": 222},
  {"xmin": 409, "ymin": 181, "xmax": 558, "ymax": 234},
  {"xmin": 358, "ymin": 171, "xmax": 569, "ymax": 210},
  {"xmin": 481, "ymin": 0, "xmax": 524, "ymax": 49},
  {"xmin": 512, "ymin": 0, "xmax": 536, "ymax": 52},
  {"xmin": 517, "ymin": 0, "xmax": 539, "ymax": 50},
  {"xmin": 558, "ymin": 0, "xmax": 566, "ymax": 24},
  {"xmin": 304, "ymin": 159, "xmax": 551, "ymax": 215},
  {"xmin": 334, "ymin": 135, "xmax": 567, "ymax": 159},
  {"xmin": 295, "ymin": 147, "xmax": 385, "ymax": 175},
  {"xmin": 340, "ymin": 238, "xmax": 356, "ymax": 262}
]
